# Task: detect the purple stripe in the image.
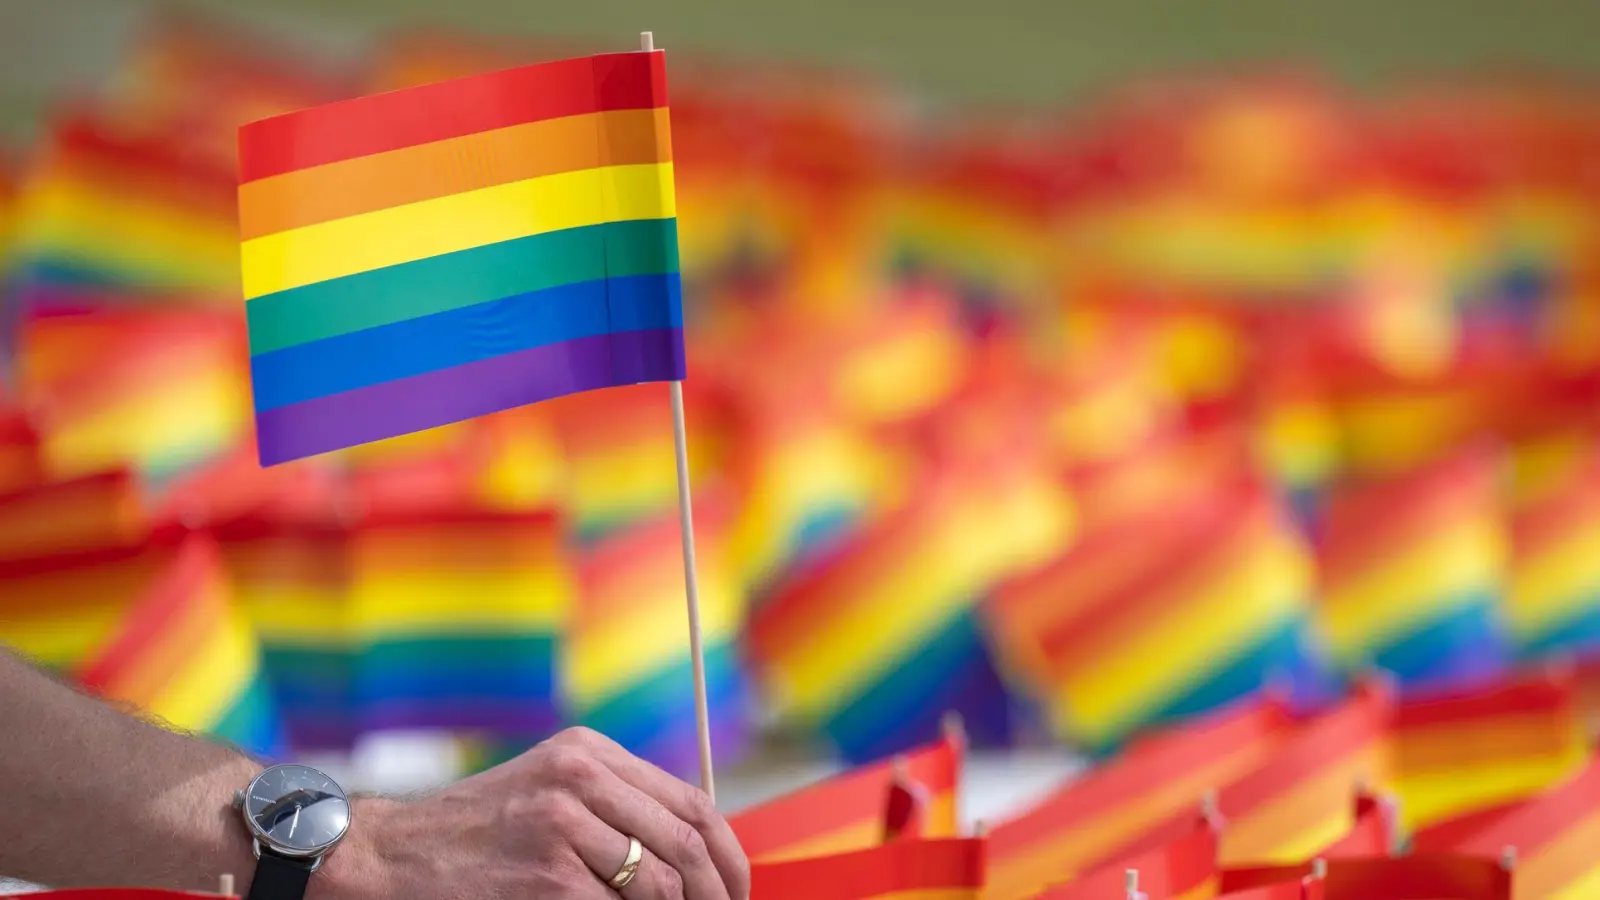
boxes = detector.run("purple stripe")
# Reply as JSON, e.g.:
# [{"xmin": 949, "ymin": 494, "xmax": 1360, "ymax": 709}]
[
  {"xmin": 360, "ymin": 700, "xmax": 563, "ymax": 736},
  {"xmin": 255, "ymin": 328, "xmax": 685, "ymax": 464}
]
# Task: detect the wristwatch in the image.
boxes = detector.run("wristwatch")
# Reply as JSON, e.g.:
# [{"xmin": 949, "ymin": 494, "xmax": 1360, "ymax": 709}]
[{"xmin": 233, "ymin": 764, "xmax": 352, "ymax": 900}]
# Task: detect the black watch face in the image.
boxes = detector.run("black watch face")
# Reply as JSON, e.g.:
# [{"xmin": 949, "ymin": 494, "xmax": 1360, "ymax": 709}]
[{"xmin": 245, "ymin": 765, "xmax": 351, "ymax": 855}]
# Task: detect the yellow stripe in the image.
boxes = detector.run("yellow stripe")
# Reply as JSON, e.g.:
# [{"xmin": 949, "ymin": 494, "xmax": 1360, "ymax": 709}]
[
  {"xmin": 566, "ymin": 563, "xmax": 741, "ymax": 707},
  {"xmin": 1508, "ymin": 522, "xmax": 1600, "ymax": 640},
  {"xmin": 767, "ymin": 482, "xmax": 1070, "ymax": 719},
  {"xmin": 0, "ymin": 603, "xmax": 130, "ymax": 667},
  {"xmin": 235, "ymin": 583, "xmax": 352, "ymax": 645},
  {"xmin": 240, "ymin": 162, "xmax": 676, "ymax": 298},
  {"xmin": 42, "ymin": 366, "xmax": 249, "ymax": 477},
  {"xmin": 14, "ymin": 177, "xmax": 239, "ymax": 287},
  {"xmin": 144, "ymin": 609, "xmax": 258, "ymax": 730},
  {"xmin": 1053, "ymin": 533, "xmax": 1308, "ymax": 744},
  {"xmin": 1395, "ymin": 746, "xmax": 1587, "ymax": 830},
  {"xmin": 350, "ymin": 569, "xmax": 571, "ymax": 637},
  {"xmin": 1321, "ymin": 516, "xmax": 1504, "ymax": 663}
]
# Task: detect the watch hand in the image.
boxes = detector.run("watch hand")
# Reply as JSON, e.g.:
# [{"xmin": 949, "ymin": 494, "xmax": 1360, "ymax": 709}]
[{"xmin": 289, "ymin": 807, "xmax": 300, "ymax": 840}]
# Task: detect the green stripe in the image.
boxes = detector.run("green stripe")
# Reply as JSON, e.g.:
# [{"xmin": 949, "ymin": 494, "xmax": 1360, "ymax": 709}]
[{"xmin": 246, "ymin": 218, "xmax": 680, "ymax": 354}]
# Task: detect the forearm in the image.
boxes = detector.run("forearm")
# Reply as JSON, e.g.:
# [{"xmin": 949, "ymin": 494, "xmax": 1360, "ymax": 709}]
[{"xmin": 0, "ymin": 648, "xmax": 382, "ymax": 896}]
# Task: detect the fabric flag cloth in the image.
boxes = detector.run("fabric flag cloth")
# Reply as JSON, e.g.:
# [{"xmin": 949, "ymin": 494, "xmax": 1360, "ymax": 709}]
[
  {"xmin": 1211, "ymin": 681, "xmax": 1392, "ymax": 865},
  {"xmin": 748, "ymin": 837, "xmax": 984, "ymax": 900},
  {"xmin": 749, "ymin": 454, "xmax": 1069, "ymax": 762},
  {"xmin": 237, "ymin": 50, "xmax": 685, "ymax": 464},
  {"xmin": 1222, "ymin": 856, "xmax": 1512, "ymax": 900},
  {"xmin": 564, "ymin": 498, "xmax": 747, "ymax": 778},
  {"xmin": 987, "ymin": 478, "xmax": 1319, "ymax": 754},
  {"xmin": 729, "ymin": 731, "xmax": 963, "ymax": 864},
  {"xmin": 1037, "ymin": 814, "xmax": 1220, "ymax": 900},
  {"xmin": 1314, "ymin": 448, "xmax": 1509, "ymax": 691},
  {"xmin": 75, "ymin": 530, "xmax": 283, "ymax": 757},
  {"xmin": 985, "ymin": 696, "xmax": 1290, "ymax": 900},
  {"xmin": 1317, "ymin": 788, "xmax": 1398, "ymax": 859},
  {"xmin": 347, "ymin": 502, "xmax": 572, "ymax": 741},
  {"xmin": 1390, "ymin": 666, "xmax": 1588, "ymax": 831},
  {"xmin": 1506, "ymin": 450, "xmax": 1600, "ymax": 659},
  {"xmin": 1414, "ymin": 753, "xmax": 1600, "ymax": 897}
]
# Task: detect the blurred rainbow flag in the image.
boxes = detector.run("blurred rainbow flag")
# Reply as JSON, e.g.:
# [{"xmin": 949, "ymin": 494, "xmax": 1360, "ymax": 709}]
[
  {"xmin": 750, "ymin": 456, "xmax": 1070, "ymax": 761},
  {"xmin": 565, "ymin": 498, "xmax": 748, "ymax": 776},
  {"xmin": 1507, "ymin": 449, "xmax": 1600, "ymax": 659},
  {"xmin": 1315, "ymin": 449, "xmax": 1509, "ymax": 690},
  {"xmin": 349, "ymin": 502, "xmax": 573, "ymax": 741},
  {"xmin": 1391, "ymin": 667, "xmax": 1588, "ymax": 831},
  {"xmin": 16, "ymin": 308, "xmax": 251, "ymax": 485},
  {"xmin": 6, "ymin": 110, "xmax": 240, "ymax": 302},
  {"xmin": 76, "ymin": 531, "xmax": 283, "ymax": 757},
  {"xmin": 731, "ymin": 729, "xmax": 962, "ymax": 863},
  {"xmin": 750, "ymin": 837, "xmax": 986, "ymax": 900},
  {"xmin": 1040, "ymin": 812, "xmax": 1219, "ymax": 900},
  {"xmin": 986, "ymin": 695, "xmax": 1291, "ymax": 900},
  {"xmin": 988, "ymin": 479, "xmax": 1320, "ymax": 754}
]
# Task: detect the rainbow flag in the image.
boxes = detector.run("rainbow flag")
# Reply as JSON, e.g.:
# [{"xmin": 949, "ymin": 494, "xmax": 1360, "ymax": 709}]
[
  {"xmin": 1315, "ymin": 449, "xmax": 1509, "ymax": 690},
  {"xmin": 1318, "ymin": 789, "xmax": 1398, "ymax": 858},
  {"xmin": 0, "ymin": 536, "xmax": 164, "ymax": 671},
  {"xmin": 237, "ymin": 50, "xmax": 683, "ymax": 464},
  {"xmin": 348, "ymin": 502, "xmax": 572, "ymax": 740},
  {"xmin": 7, "ymin": 110, "xmax": 240, "ymax": 300},
  {"xmin": 1506, "ymin": 451, "xmax": 1600, "ymax": 658},
  {"xmin": 749, "ymin": 837, "xmax": 985, "ymax": 900},
  {"xmin": 215, "ymin": 501, "xmax": 356, "ymax": 751},
  {"xmin": 1411, "ymin": 753, "xmax": 1600, "ymax": 897},
  {"xmin": 16, "ymin": 308, "xmax": 252, "ymax": 484},
  {"xmin": 987, "ymin": 480, "xmax": 1319, "ymax": 753},
  {"xmin": 1040, "ymin": 814, "xmax": 1219, "ymax": 900},
  {"xmin": 1391, "ymin": 668, "xmax": 1588, "ymax": 831},
  {"xmin": 1219, "ymin": 855, "xmax": 1512, "ymax": 900},
  {"xmin": 0, "ymin": 469, "xmax": 143, "ymax": 566},
  {"xmin": 1211, "ymin": 682, "xmax": 1393, "ymax": 864},
  {"xmin": 76, "ymin": 532, "xmax": 283, "ymax": 756},
  {"xmin": 565, "ymin": 499, "xmax": 748, "ymax": 777},
  {"xmin": 730, "ymin": 731, "xmax": 962, "ymax": 864},
  {"xmin": 986, "ymin": 696, "xmax": 1291, "ymax": 900},
  {"xmin": 749, "ymin": 456, "xmax": 1070, "ymax": 761}
]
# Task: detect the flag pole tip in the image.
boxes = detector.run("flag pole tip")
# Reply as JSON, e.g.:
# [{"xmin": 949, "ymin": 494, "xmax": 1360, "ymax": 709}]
[
  {"xmin": 941, "ymin": 710, "xmax": 968, "ymax": 749},
  {"xmin": 1124, "ymin": 869, "xmax": 1139, "ymax": 891},
  {"xmin": 219, "ymin": 873, "xmax": 236, "ymax": 896},
  {"xmin": 640, "ymin": 31, "xmax": 655, "ymax": 51},
  {"xmin": 1501, "ymin": 846, "xmax": 1518, "ymax": 871},
  {"xmin": 1310, "ymin": 858, "xmax": 1327, "ymax": 880}
]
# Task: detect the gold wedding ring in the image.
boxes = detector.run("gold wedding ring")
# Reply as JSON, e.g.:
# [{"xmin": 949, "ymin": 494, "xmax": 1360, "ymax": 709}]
[{"xmin": 610, "ymin": 836, "xmax": 643, "ymax": 889}]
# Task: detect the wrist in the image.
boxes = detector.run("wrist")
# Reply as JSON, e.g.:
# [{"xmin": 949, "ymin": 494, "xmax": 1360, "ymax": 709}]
[{"xmin": 305, "ymin": 796, "xmax": 398, "ymax": 900}]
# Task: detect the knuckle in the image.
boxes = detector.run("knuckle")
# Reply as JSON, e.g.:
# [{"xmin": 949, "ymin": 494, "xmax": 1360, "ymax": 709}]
[
  {"xmin": 671, "ymin": 818, "xmax": 709, "ymax": 865},
  {"xmin": 554, "ymin": 725, "xmax": 601, "ymax": 749},
  {"xmin": 544, "ymin": 745, "xmax": 601, "ymax": 789},
  {"xmin": 680, "ymin": 786, "xmax": 718, "ymax": 829}
]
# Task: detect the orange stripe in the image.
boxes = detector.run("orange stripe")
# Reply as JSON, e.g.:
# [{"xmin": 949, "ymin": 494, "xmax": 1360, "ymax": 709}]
[
  {"xmin": 1521, "ymin": 808, "xmax": 1600, "ymax": 897},
  {"xmin": 238, "ymin": 107, "xmax": 672, "ymax": 239}
]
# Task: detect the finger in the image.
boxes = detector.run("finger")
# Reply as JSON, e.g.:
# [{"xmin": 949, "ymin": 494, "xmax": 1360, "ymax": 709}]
[
  {"xmin": 558, "ymin": 728, "xmax": 750, "ymax": 900},
  {"xmin": 564, "ymin": 802, "xmax": 685, "ymax": 900},
  {"xmin": 580, "ymin": 763, "xmax": 730, "ymax": 900}
]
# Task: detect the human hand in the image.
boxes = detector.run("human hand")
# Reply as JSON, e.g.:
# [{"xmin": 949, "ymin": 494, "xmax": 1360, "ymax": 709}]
[{"xmin": 320, "ymin": 727, "xmax": 749, "ymax": 900}]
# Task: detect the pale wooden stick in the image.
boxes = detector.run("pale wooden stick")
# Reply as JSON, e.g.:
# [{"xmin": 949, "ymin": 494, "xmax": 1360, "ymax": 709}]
[
  {"xmin": 1124, "ymin": 869, "xmax": 1140, "ymax": 897},
  {"xmin": 668, "ymin": 378, "xmax": 714, "ymax": 799},
  {"xmin": 1500, "ymin": 846, "xmax": 1518, "ymax": 871},
  {"xmin": 218, "ymin": 873, "xmax": 235, "ymax": 896},
  {"xmin": 1310, "ymin": 858, "xmax": 1327, "ymax": 880}
]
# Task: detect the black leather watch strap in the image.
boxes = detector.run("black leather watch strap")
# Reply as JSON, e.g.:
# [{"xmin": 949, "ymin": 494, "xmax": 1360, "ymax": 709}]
[{"xmin": 246, "ymin": 851, "xmax": 316, "ymax": 900}]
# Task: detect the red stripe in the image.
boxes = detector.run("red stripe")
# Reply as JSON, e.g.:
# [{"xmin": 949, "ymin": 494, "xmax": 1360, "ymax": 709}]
[
  {"xmin": 1321, "ymin": 855, "xmax": 1512, "ymax": 899},
  {"xmin": 1317, "ymin": 451, "xmax": 1493, "ymax": 580},
  {"xmin": 748, "ymin": 838, "xmax": 983, "ymax": 900},
  {"xmin": 1393, "ymin": 669, "xmax": 1571, "ymax": 730},
  {"xmin": 76, "ymin": 537, "xmax": 218, "ymax": 690},
  {"xmin": 238, "ymin": 51, "xmax": 667, "ymax": 182}
]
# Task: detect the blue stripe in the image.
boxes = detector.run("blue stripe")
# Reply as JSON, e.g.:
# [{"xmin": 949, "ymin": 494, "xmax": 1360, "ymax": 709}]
[
  {"xmin": 1364, "ymin": 593, "xmax": 1508, "ymax": 689},
  {"xmin": 577, "ymin": 642, "xmax": 746, "ymax": 751},
  {"xmin": 250, "ymin": 273, "xmax": 683, "ymax": 411},
  {"xmin": 1518, "ymin": 594, "xmax": 1600, "ymax": 659},
  {"xmin": 823, "ymin": 606, "xmax": 1027, "ymax": 763},
  {"xmin": 1082, "ymin": 616, "xmax": 1314, "ymax": 757}
]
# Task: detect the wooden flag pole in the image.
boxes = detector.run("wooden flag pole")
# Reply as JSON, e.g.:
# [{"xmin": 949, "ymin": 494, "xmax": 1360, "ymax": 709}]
[{"xmin": 648, "ymin": 27, "xmax": 715, "ymax": 800}]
